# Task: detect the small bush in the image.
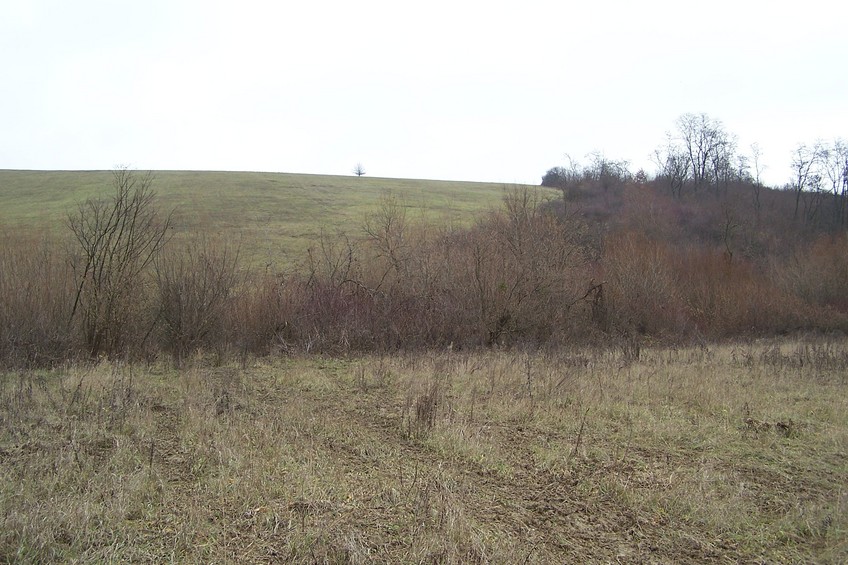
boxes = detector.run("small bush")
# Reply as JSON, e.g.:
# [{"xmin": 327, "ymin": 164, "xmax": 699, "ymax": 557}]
[{"xmin": 154, "ymin": 237, "xmax": 241, "ymax": 366}]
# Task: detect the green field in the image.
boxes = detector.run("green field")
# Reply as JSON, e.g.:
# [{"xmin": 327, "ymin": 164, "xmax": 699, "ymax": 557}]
[{"xmin": 0, "ymin": 170, "xmax": 521, "ymax": 265}]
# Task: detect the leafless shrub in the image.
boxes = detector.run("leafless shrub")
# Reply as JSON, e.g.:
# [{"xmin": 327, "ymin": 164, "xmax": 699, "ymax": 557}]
[
  {"xmin": 227, "ymin": 272, "xmax": 296, "ymax": 361},
  {"xmin": 775, "ymin": 235, "xmax": 848, "ymax": 316},
  {"xmin": 678, "ymin": 249, "xmax": 807, "ymax": 336},
  {"xmin": 602, "ymin": 232, "xmax": 685, "ymax": 337},
  {"xmin": 363, "ymin": 192, "xmax": 410, "ymax": 285},
  {"xmin": 67, "ymin": 168, "xmax": 172, "ymax": 359},
  {"xmin": 154, "ymin": 236, "xmax": 241, "ymax": 366},
  {"xmin": 278, "ymin": 186, "xmax": 598, "ymax": 352},
  {"xmin": 601, "ymin": 230, "xmax": 826, "ymax": 341}
]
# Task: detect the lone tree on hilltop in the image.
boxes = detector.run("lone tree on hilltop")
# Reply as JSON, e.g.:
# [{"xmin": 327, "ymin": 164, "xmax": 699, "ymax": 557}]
[{"xmin": 353, "ymin": 163, "xmax": 366, "ymax": 177}]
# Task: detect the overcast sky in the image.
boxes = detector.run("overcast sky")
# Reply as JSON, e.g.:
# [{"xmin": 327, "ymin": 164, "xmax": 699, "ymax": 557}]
[{"xmin": 1, "ymin": 0, "xmax": 845, "ymax": 186}]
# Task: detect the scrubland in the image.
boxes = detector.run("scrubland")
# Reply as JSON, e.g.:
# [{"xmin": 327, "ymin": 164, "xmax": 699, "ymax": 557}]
[{"xmin": 2, "ymin": 168, "xmax": 848, "ymax": 563}]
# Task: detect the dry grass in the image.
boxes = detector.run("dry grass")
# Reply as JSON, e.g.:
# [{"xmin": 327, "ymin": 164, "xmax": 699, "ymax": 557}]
[{"xmin": 1, "ymin": 338, "xmax": 847, "ymax": 563}]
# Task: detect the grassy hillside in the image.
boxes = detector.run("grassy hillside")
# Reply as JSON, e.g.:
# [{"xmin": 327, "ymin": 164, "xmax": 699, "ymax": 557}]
[{"xmin": 0, "ymin": 170, "xmax": 518, "ymax": 265}]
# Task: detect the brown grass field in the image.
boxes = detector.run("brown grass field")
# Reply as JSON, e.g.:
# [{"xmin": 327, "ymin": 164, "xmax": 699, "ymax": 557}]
[{"xmin": 1, "ymin": 337, "xmax": 846, "ymax": 563}]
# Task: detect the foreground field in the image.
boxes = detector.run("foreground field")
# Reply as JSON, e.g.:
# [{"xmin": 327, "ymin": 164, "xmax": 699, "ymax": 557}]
[
  {"xmin": 1, "ymin": 339, "xmax": 847, "ymax": 563},
  {"xmin": 0, "ymin": 170, "xmax": 514, "ymax": 264}
]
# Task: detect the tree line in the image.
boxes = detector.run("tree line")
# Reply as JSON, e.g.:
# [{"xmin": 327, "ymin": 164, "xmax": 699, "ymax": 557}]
[{"xmin": 544, "ymin": 113, "xmax": 848, "ymax": 231}]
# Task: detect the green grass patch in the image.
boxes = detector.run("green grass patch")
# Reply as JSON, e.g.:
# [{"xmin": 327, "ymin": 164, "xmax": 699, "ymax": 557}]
[{"xmin": 0, "ymin": 170, "xmax": 523, "ymax": 266}]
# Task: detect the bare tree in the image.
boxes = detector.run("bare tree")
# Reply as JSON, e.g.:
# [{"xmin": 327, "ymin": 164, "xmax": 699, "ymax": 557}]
[
  {"xmin": 653, "ymin": 138, "xmax": 689, "ymax": 198},
  {"xmin": 790, "ymin": 142, "xmax": 825, "ymax": 222},
  {"xmin": 677, "ymin": 113, "xmax": 738, "ymax": 192},
  {"xmin": 749, "ymin": 143, "xmax": 766, "ymax": 217},
  {"xmin": 353, "ymin": 163, "xmax": 366, "ymax": 177},
  {"xmin": 655, "ymin": 113, "xmax": 740, "ymax": 197},
  {"xmin": 819, "ymin": 139, "xmax": 848, "ymax": 227},
  {"xmin": 585, "ymin": 151, "xmax": 631, "ymax": 193},
  {"xmin": 542, "ymin": 152, "xmax": 629, "ymax": 213},
  {"xmin": 541, "ymin": 154, "xmax": 582, "ymax": 213},
  {"xmin": 363, "ymin": 191, "xmax": 409, "ymax": 285},
  {"xmin": 67, "ymin": 168, "xmax": 172, "ymax": 357}
]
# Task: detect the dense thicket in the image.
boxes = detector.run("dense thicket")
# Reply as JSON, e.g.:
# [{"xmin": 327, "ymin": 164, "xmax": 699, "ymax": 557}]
[
  {"xmin": 1, "ymin": 115, "xmax": 847, "ymax": 367},
  {"xmin": 1, "ymin": 182, "xmax": 846, "ymax": 368}
]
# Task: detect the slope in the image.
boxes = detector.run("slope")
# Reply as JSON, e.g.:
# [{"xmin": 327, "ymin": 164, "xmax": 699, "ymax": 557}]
[{"xmin": 0, "ymin": 170, "xmax": 517, "ymax": 264}]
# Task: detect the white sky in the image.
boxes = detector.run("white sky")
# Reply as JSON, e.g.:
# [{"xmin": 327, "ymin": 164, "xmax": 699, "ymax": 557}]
[{"xmin": 1, "ymin": 0, "xmax": 845, "ymax": 186}]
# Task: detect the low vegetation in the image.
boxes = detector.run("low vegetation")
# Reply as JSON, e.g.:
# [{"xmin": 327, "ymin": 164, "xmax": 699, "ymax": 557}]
[
  {"xmin": 1, "ymin": 339, "xmax": 846, "ymax": 562},
  {"xmin": 2, "ymin": 167, "xmax": 847, "ymax": 366},
  {"xmin": 1, "ymin": 112, "xmax": 847, "ymax": 561}
]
